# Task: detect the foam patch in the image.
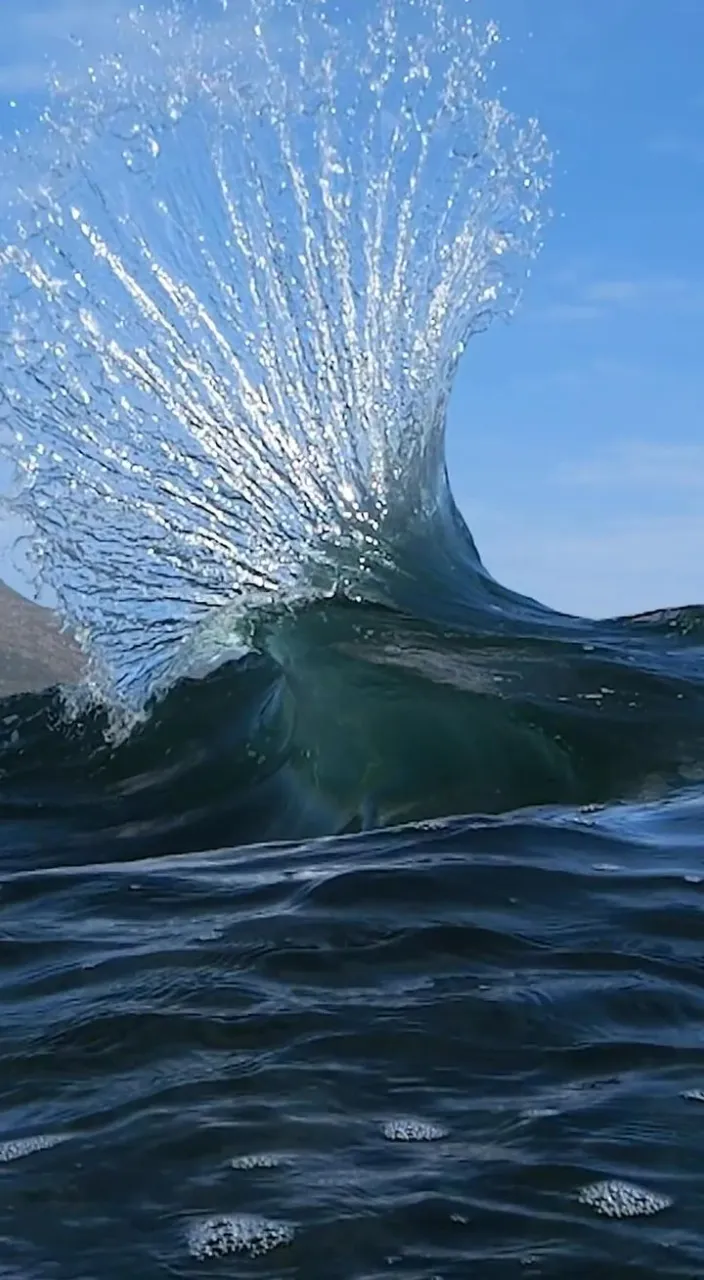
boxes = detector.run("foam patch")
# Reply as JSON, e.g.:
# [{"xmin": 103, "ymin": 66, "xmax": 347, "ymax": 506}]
[
  {"xmin": 577, "ymin": 1179, "xmax": 672, "ymax": 1218},
  {"xmin": 187, "ymin": 1214, "xmax": 295, "ymax": 1259},
  {"xmin": 230, "ymin": 1152, "xmax": 282, "ymax": 1170},
  {"xmin": 381, "ymin": 1118, "xmax": 448, "ymax": 1142},
  {"xmin": 0, "ymin": 1133, "xmax": 69, "ymax": 1162}
]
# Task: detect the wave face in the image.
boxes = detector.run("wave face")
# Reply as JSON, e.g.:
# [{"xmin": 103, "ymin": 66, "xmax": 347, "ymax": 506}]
[{"xmin": 0, "ymin": 600, "xmax": 700, "ymax": 868}]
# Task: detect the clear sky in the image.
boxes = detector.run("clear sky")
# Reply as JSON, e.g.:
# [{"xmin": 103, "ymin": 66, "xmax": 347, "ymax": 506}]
[
  {"xmin": 447, "ymin": 0, "xmax": 704, "ymax": 618},
  {"xmin": 0, "ymin": 0, "xmax": 702, "ymax": 620}
]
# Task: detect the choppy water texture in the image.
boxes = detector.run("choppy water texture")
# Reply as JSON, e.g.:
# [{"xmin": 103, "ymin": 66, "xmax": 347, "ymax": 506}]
[
  {"xmin": 3, "ymin": 790, "xmax": 704, "ymax": 1277},
  {"xmin": 0, "ymin": 1, "xmax": 702, "ymax": 1276}
]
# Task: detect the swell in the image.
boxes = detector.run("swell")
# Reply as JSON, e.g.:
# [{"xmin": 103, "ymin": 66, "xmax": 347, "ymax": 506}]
[{"xmin": 0, "ymin": 594, "xmax": 702, "ymax": 870}]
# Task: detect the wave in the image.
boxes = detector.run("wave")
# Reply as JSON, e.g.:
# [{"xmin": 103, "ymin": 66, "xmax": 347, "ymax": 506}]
[
  {"xmin": 0, "ymin": 596, "xmax": 701, "ymax": 869},
  {"xmin": 0, "ymin": 0, "xmax": 548, "ymax": 714},
  {"xmin": 0, "ymin": 0, "xmax": 701, "ymax": 849}
]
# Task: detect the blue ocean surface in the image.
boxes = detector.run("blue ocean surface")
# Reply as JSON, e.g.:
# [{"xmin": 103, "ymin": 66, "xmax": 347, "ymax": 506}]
[
  {"xmin": 2, "ymin": 759, "xmax": 704, "ymax": 1277},
  {"xmin": 0, "ymin": 1, "xmax": 702, "ymax": 1275}
]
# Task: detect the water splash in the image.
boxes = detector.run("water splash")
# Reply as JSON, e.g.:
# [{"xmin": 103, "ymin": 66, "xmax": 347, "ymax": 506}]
[{"xmin": 0, "ymin": 0, "xmax": 549, "ymax": 715}]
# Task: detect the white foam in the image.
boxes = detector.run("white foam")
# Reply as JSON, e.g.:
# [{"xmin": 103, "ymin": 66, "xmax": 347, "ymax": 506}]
[
  {"xmin": 577, "ymin": 1179, "xmax": 672, "ymax": 1218},
  {"xmin": 187, "ymin": 1214, "xmax": 295, "ymax": 1260},
  {"xmin": 0, "ymin": 1132, "xmax": 69, "ymax": 1162},
  {"xmin": 381, "ymin": 1118, "xmax": 448, "ymax": 1142},
  {"xmin": 230, "ymin": 1152, "xmax": 282, "ymax": 1170}
]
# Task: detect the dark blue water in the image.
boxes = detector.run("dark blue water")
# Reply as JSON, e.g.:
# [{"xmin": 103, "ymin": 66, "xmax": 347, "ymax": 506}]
[
  {"xmin": 3, "ymin": 794, "xmax": 704, "ymax": 1278},
  {"xmin": 0, "ymin": 593, "xmax": 703, "ymax": 1278}
]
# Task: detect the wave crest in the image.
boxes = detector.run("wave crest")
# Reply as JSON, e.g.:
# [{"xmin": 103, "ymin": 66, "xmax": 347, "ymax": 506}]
[{"xmin": 0, "ymin": 0, "xmax": 549, "ymax": 712}]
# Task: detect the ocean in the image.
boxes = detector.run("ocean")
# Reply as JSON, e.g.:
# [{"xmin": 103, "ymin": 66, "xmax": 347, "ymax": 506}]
[{"xmin": 0, "ymin": 1, "xmax": 702, "ymax": 1276}]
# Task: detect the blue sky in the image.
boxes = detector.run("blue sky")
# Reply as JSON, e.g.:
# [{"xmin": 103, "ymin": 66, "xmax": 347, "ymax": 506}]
[
  {"xmin": 447, "ymin": 0, "xmax": 704, "ymax": 617},
  {"xmin": 0, "ymin": 0, "xmax": 702, "ymax": 620}
]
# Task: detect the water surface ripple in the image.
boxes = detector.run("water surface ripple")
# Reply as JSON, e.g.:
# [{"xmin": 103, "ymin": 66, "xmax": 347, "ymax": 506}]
[{"xmin": 2, "ymin": 802, "xmax": 704, "ymax": 1277}]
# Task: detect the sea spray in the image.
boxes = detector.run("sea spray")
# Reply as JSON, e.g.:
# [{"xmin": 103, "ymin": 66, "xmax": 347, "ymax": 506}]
[{"xmin": 0, "ymin": 0, "xmax": 549, "ymax": 716}]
